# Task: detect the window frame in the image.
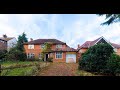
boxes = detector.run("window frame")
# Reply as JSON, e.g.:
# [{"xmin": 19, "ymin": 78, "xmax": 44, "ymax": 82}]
[
  {"xmin": 28, "ymin": 44, "xmax": 34, "ymax": 49},
  {"xmin": 56, "ymin": 44, "xmax": 62, "ymax": 48},
  {"xmin": 27, "ymin": 53, "xmax": 35, "ymax": 59},
  {"xmin": 55, "ymin": 52, "xmax": 63, "ymax": 59}
]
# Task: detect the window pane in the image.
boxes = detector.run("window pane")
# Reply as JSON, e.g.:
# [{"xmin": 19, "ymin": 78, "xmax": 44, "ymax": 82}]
[{"xmin": 56, "ymin": 52, "xmax": 62, "ymax": 59}]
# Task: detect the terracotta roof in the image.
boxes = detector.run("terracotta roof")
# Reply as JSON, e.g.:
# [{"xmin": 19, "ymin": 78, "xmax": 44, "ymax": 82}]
[
  {"xmin": 79, "ymin": 37, "xmax": 120, "ymax": 49},
  {"xmin": 0, "ymin": 37, "xmax": 14, "ymax": 41},
  {"xmin": 24, "ymin": 39, "xmax": 66, "ymax": 45}
]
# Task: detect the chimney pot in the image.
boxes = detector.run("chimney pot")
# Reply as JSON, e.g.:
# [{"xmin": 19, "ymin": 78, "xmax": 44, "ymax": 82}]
[
  {"xmin": 3, "ymin": 34, "xmax": 7, "ymax": 38},
  {"xmin": 78, "ymin": 44, "xmax": 80, "ymax": 48},
  {"xmin": 30, "ymin": 38, "xmax": 33, "ymax": 41}
]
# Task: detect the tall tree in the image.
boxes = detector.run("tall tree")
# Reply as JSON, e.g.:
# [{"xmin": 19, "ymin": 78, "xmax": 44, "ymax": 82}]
[
  {"xmin": 16, "ymin": 32, "xmax": 28, "ymax": 51},
  {"xmin": 98, "ymin": 14, "xmax": 120, "ymax": 25}
]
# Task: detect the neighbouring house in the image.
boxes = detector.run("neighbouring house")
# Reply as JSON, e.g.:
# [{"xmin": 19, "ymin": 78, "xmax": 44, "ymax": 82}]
[
  {"xmin": 0, "ymin": 39, "xmax": 7, "ymax": 51},
  {"xmin": 0, "ymin": 34, "xmax": 17, "ymax": 51},
  {"xmin": 77, "ymin": 36, "xmax": 120, "ymax": 58},
  {"xmin": 24, "ymin": 39, "xmax": 78, "ymax": 63}
]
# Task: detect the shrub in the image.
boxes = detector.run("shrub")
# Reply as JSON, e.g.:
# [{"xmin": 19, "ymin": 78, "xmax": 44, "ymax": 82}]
[
  {"xmin": 5, "ymin": 47, "xmax": 27, "ymax": 61},
  {"xmin": 0, "ymin": 50, "xmax": 7, "ymax": 61},
  {"xmin": 105, "ymin": 53, "xmax": 120, "ymax": 75},
  {"xmin": 79, "ymin": 43, "xmax": 114, "ymax": 73},
  {"xmin": 47, "ymin": 57, "xmax": 53, "ymax": 62}
]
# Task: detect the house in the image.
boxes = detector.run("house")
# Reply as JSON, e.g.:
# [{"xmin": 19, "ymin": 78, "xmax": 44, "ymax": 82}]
[
  {"xmin": 24, "ymin": 39, "xmax": 78, "ymax": 63},
  {"xmin": 0, "ymin": 34, "xmax": 17, "ymax": 51},
  {"xmin": 0, "ymin": 38, "xmax": 7, "ymax": 51},
  {"xmin": 77, "ymin": 36, "xmax": 120, "ymax": 57}
]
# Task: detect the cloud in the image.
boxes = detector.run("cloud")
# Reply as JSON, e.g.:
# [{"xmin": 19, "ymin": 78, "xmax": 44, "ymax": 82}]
[{"xmin": 0, "ymin": 14, "xmax": 120, "ymax": 48}]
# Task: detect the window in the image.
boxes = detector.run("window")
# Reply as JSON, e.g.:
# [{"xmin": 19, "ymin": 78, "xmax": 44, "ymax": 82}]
[
  {"xmin": 27, "ymin": 53, "xmax": 35, "ymax": 59},
  {"xmin": 41, "ymin": 44, "xmax": 45, "ymax": 49},
  {"xmin": 39, "ymin": 53, "xmax": 42, "ymax": 59},
  {"xmin": 56, "ymin": 44, "xmax": 62, "ymax": 48},
  {"xmin": 114, "ymin": 48, "xmax": 117, "ymax": 52},
  {"xmin": 28, "ymin": 45, "xmax": 34, "ymax": 49},
  {"xmin": 55, "ymin": 52, "xmax": 62, "ymax": 59}
]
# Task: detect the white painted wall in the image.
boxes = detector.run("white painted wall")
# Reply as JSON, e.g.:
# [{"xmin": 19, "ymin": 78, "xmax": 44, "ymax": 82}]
[{"xmin": 7, "ymin": 38, "xmax": 17, "ymax": 51}]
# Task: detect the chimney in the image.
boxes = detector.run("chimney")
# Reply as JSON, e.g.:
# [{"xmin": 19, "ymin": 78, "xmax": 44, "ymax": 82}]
[
  {"xmin": 3, "ymin": 34, "xmax": 7, "ymax": 38},
  {"xmin": 78, "ymin": 44, "xmax": 80, "ymax": 48},
  {"xmin": 30, "ymin": 38, "xmax": 33, "ymax": 41}
]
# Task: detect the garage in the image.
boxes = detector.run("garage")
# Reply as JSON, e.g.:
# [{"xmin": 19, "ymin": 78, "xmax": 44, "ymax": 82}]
[{"xmin": 66, "ymin": 54, "xmax": 76, "ymax": 63}]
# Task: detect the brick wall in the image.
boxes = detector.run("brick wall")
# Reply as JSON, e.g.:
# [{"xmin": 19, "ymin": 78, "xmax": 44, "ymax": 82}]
[
  {"xmin": 53, "ymin": 52, "xmax": 66, "ymax": 62},
  {"xmin": 24, "ymin": 45, "xmax": 42, "ymax": 59},
  {"xmin": 116, "ymin": 48, "xmax": 120, "ymax": 56},
  {"xmin": 24, "ymin": 44, "xmax": 78, "ymax": 63}
]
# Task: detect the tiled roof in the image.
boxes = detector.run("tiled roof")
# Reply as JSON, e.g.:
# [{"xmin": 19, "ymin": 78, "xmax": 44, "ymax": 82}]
[
  {"xmin": 111, "ymin": 43, "xmax": 120, "ymax": 48},
  {"xmin": 80, "ymin": 41, "xmax": 92, "ymax": 48},
  {"xmin": 52, "ymin": 46, "xmax": 78, "ymax": 52},
  {"xmin": 24, "ymin": 39, "xmax": 66, "ymax": 45},
  {"xmin": 79, "ymin": 37, "xmax": 120, "ymax": 49}
]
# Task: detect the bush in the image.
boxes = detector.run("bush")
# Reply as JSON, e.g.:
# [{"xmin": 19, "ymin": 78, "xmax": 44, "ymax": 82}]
[
  {"xmin": 0, "ymin": 50, "xmax": 7, "ymax": 61},
  {"xmin": 105, "ymin": 53, "xmax": 120, "ymax": 75},
  {"xmin": 79, "ymin": 43, "xmax": 114, "ymax": 73},
  {"xmin": 5, "ymin": 47, "xmax": 27, "ymax": 61},
  {"xmin": 47, "ymin": 57, "xmax": 53, "ymax": 62}
]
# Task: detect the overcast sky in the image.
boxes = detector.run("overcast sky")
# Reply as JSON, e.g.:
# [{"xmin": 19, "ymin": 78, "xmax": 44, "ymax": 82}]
[{"xmin": 0, "ymin": 14, "xmax": 120, "ymax": 48}]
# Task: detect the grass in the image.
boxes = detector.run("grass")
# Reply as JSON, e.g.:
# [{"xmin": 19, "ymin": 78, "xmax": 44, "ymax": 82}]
[
  {"xmin": 1, "ymin": 66, "xmax": 37, "ymax": 76},
  {"xmin": 0, "ymin": 60, "xmax": 49, "ymax": 76},
  {"xmin": 1, "ymin": 61, "xmax": 40, "ymax": 67},
  {"xmin": 76, "ymin": 69, "xmax": 97, "ymax": 76}
]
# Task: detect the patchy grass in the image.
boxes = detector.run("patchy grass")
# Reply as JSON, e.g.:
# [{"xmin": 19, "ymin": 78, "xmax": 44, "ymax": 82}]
[
  {"xmin": 76, "ymin": 70, "xmax": 98, "ymax": 76},
  {"xmin": 1, "ymin": 61, "xmax": 50, "ymax": 76},
  {"xmin": 1, "ymin": 61, "xmax": 40, "ymax": 67},
  {"xmin": 1, "ymin": 66, "xmax": 37, "ymax": 76}
]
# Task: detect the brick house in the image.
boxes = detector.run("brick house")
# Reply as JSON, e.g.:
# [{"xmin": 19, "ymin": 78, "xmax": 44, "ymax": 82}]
[
  {"xmin": 24, "ymin": 39, "xmax": 78, "ymax": 63},
  {"xmin": 77, "ymin": 36, "xmax": 120, "ymax": 58},
  {"xmin": 0, "ymin": 34, "xmax": 17, "ymax": 51}
]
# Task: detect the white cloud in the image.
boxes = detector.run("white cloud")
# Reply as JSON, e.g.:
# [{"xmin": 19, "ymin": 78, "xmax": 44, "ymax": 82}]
[{"xmin": 0, "ymin": 14, "xmax": 120, "ymax": 49}]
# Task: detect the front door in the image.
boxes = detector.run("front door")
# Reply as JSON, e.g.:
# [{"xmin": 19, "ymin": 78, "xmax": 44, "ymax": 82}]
[{"xmin": 46, "ymin": 54, "xmax": 48, "ymax": 61}]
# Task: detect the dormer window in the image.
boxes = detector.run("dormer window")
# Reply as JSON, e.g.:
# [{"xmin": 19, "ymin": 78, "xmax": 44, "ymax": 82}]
[
  {"xmin": 28, "ymin": 45, "xmax": 34, "ymax": 49},
  {"xmin": 56, "ymin": 44, "xmax": 62, "ymax": 48}
]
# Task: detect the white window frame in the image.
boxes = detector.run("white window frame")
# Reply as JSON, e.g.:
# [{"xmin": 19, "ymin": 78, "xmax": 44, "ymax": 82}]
[
  {"xmin": 55, "ymin": 52, "xmax": 63, "ymax": 59},
  {"xmin": 28, "ymin": 45, "xmax": 34, "ymax": 49},
  {"xmin": 41, "ymin": 44, "xmax": 45, "ymax": 49},
  {"xmin": 27, "ymin": 53, "xmax": 35, "ymax": 59},
  {"xmin": 56, "ymin": 44, "xmax": 62, "ymax": 48}
]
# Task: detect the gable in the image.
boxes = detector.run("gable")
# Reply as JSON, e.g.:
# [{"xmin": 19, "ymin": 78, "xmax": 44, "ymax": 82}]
[
  {"xmin": 79, "ymin": 36, "xmax": 115, "ymax": 49},
  {"xmin": 95, "ymin": 37, "xmax": 114, "ymax": 48},
  {"xmin": 96, "ymin": 38, "xmax": 108, "ymax": 44}
]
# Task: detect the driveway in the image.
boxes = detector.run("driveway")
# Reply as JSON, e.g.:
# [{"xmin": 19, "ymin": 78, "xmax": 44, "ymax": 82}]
[{"xmin": 37, "ymin": 63, "xmax": 79, "ymax": 76}]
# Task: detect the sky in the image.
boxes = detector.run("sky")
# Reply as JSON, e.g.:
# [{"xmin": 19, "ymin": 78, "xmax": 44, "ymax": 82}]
[{"xmin": 0, "ymin": 14, "xmax": 120, "ymax": 49}]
